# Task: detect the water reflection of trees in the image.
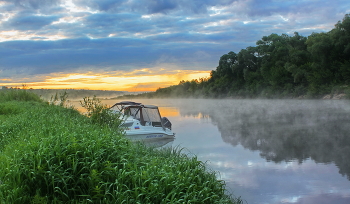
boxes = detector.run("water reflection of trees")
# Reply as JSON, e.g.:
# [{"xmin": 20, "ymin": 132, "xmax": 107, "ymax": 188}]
[{"xmin": 177, "ymin": 100, "xmax": 350, "ymax": 180}]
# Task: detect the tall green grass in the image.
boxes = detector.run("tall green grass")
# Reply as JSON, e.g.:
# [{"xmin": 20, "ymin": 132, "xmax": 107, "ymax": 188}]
[
  {"xmin": 0, "ymin": 89, "xmax": 242, "ymax": 204},
  {"xmin": 0, "ymin": 89, "xmax": 43, "ymax": 103}
]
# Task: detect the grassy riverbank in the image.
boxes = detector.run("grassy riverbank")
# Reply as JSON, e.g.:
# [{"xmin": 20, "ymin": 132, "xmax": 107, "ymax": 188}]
[{"xmin": 0, "ymin": 89, "xmax": 242, "ymax": 204}]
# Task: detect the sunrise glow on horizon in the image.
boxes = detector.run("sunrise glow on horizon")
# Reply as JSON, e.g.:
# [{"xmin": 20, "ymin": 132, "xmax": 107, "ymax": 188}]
[{"xmin": 1, "ymin": 70, "xmax": 210, "ymax": 92}]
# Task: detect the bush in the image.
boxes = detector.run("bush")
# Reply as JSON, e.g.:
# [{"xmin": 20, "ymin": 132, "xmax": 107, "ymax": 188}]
[{"xmin": 80, "ymin": 96, "xmax": 122, "ymax": 130}]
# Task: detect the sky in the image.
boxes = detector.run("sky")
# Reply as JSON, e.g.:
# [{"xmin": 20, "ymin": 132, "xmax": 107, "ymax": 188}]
[{"xmin": 0, "ymin": 0, "xmax": 349, "ymax": 92}]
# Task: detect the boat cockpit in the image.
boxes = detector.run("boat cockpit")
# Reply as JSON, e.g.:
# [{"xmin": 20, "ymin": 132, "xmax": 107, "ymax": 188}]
[{"xmin": 110, "ymin": 101, "xmax": 172, "ymax": 130}]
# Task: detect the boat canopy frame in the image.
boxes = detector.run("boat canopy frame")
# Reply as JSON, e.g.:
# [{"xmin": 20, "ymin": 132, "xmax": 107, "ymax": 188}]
[{"xmin": 111, "ymin": 102, "xmax": 162, "ymax": 127}]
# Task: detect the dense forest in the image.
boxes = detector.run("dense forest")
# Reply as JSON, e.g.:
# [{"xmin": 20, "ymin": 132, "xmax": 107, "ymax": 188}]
[{"xmin": 127, "ymin": 14, "xmax": 350, "ymax": 99}]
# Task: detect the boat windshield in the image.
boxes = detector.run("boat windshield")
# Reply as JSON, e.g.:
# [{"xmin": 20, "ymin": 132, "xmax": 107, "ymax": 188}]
[
  {"xmin": 142, "ymin": 108, "xmax": 161, "ymax": 122},
  {"xmin": 140, "ymin": 106, "xmax": 162, "ymax": 127},
  {"xmin": 128, "ymin": 107, "xmax": 141, "ymax": 119}
]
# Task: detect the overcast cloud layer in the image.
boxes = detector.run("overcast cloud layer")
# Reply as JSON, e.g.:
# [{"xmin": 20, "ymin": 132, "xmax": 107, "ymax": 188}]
[{"xmin": 0, "ymin": 0, "xmax": 350, "ymax": 82}]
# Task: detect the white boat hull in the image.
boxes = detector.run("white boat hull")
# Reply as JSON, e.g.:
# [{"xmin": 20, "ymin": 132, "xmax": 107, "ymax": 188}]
[
  {"xmin": 126, "ymin": 137, "xmax": 175, "ymax": 148},
  {"xmin": 125, "ymin": 128, "xmax": 175, "ymax": 140}
]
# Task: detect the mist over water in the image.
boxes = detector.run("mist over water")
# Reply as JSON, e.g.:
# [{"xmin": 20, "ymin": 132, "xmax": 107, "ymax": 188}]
[
  {"xmin": 74, "ymin": 98, "xmax": 350, "ymax": 204},
  {"xmin": 177, "ymin": 99, "xmax": 350, "ymax": 166}
]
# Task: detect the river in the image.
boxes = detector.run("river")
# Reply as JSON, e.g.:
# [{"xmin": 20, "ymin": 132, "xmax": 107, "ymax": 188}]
[{"xmin": 73, "ymin": 98, "xmax": 350, "ymax": 204}]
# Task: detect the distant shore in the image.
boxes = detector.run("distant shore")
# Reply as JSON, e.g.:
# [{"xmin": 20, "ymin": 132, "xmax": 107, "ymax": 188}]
[{"xmin": 114, "ymin": 91, "xmax": 350, "ymax": 100}]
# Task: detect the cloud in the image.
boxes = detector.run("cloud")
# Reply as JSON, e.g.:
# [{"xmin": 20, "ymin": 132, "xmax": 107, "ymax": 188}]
[
  {"xmin": 0, "ymin": 36, "xmax": 228, "ymax": 79},
  {"xmin": 1, "ymin": 0, "xmax": 350, "ymax": 89},
  {"xmin": 82, "ymin": 13, "xmax": 151, "ymax": 34},
  {"xmin": 72, "ymin": 0, "xmax": 236, "ymax": 14},
  {"xmin": 143, "ymin": 0, "xmax": 178, "ymax": 14},
  {"xmin": 5, "ymin": 0, "xmax": 63, "ymax": 10},
  {"xmin": 0, "ymin": 0, "xmax": 65, "ymax": 17},
  {"xmin": 72, "ymin": 0, "xmax": 127, "ymax": 12},
  {"xmin": 2, "ymin": 14, "xmax": 60, "ymax": 30}
]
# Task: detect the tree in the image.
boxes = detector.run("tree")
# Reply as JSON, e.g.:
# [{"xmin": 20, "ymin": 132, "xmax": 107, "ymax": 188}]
[
  {"xmin": 330, "ymin": 14, "xmax": 350, "ymax": 83},
  {"xmin": 284, "ymin": 32, "xmax": 310, "ymax": 88},
  {"xmin": 216, "ymin": 51, "xmax": 237, "ymax": 78},
  {"xmin": 306, "ymin": 32, "xmax": 334, "ymax": 92},
  {"xmin": 257, "ymin": 33, "xmax": 294, "ymax": 91}
]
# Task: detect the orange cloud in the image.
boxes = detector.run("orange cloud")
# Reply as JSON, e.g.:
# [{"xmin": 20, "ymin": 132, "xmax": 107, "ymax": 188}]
[
  {"xmin": 0, "ymin": 78, "xmax": 12, "ymax": 81},
  {"xmin": 1, "ymin": 69, "xmax": 210, "ymax": 92}
]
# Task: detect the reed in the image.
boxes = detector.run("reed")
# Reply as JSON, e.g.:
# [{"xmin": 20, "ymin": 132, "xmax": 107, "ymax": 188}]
[
  {"xmin": 0, "ymin": 90, "xmax": 242, "ymax": 204},
  {"xmin": 0, "ymin": 89, "xmax": 43, "ymax": 103}
]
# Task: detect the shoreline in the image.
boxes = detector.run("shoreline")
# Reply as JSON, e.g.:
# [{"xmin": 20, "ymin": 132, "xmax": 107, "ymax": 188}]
[{"xmin": 114, "ymin": 93, "xmax": 350, "ymax": 100}]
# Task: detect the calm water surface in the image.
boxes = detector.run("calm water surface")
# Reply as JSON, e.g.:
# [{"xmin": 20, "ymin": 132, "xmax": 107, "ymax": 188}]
[{"xmin": 77, "ymin": 99, "xmax": 350, "ymax": 204}]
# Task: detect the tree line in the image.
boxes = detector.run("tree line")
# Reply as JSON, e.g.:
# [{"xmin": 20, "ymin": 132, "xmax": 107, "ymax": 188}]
[{"xmin": 130, "ymin": 14, "xmax": 350, "ymax": 99}]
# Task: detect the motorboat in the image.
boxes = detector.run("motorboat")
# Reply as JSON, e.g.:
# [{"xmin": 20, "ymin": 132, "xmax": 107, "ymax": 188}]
[{"xmin": 110, "ymin": 101, "xmax": 175, "ymax": 140}]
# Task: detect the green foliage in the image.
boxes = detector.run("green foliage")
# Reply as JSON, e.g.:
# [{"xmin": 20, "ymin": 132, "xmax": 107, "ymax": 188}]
[
  {"xmin": 0, "ymin": 94, "xmax": 241, "ymax": 203},
  {"xmin": 0, "ymin": 103, "xmax": 21, "ymax": 115},
  {"xmin": 123, "ymin": 14, "xmax": 350, "ymax": 99},
  {"xmin": 0, "ymin": 89, "xmax": 43, "ymax": 102},
  {"xmin": 80, "ymin": 96, "xmax": 122, "ymax": 130}
]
